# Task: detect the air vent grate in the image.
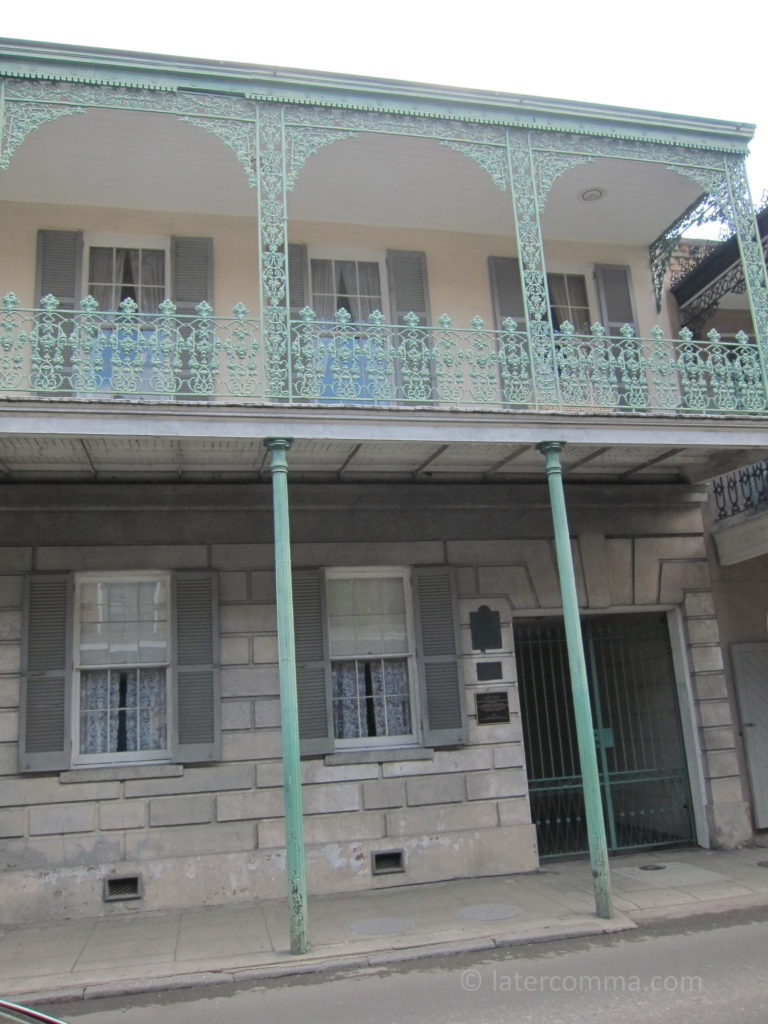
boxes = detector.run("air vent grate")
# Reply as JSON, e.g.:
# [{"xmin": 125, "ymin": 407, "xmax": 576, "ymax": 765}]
[
  {"xmin": 372, "ymin": 850, "xmax": 405, "ymax": 875},
  {"xmin": 103, "ymin": 874, "xmax": 143, "ymax": 902}
]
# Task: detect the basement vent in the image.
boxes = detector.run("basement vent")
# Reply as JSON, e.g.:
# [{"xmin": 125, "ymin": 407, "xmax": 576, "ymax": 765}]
[
  {"xmin": 103, "ymin": 874, "xmax": 143, "ymax": 902},
  {"xmin": 372, "ymin": 850, "xmax": 405, "ymax": 875}
]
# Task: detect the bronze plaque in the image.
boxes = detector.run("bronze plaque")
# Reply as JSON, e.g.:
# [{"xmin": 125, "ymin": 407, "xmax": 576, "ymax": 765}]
[{"xmin": 475, "ymin": 690, "xmax": 510, "ymax": 725}]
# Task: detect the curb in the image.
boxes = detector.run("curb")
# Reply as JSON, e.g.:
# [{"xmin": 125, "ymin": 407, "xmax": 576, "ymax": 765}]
[{"xmin": 15, "ymin": 915, "xmax": 636, "ymax": 1008}]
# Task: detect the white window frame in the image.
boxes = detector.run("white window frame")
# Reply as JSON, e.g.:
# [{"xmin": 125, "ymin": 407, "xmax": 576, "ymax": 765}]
[
  {"xmin": 308, "ymin": 249, "xmax": 389, "ymax": 323},
  {"xmin": 82, "ymin": 233, "xmax": 170, "ymax": 313},
  {"xmin": 546, "ymin": 270, "xmax": 592, "ymax": 333},
  {"xmin": 72, "ymin": 571, "xmax": 173, "ymax": 767},
  {"xmin": 325, "ymin": 566, "xmax": 421, "ymax": 750}
]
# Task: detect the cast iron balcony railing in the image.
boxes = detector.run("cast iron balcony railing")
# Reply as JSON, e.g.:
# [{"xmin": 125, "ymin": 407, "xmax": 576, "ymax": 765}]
[
  {"xmin": 1, "ymin": 293, "xmax": 767, "ymax": 415},
  {"xmin": 712, "ymin": 461, "xmax": 768, "ymax": 521}
]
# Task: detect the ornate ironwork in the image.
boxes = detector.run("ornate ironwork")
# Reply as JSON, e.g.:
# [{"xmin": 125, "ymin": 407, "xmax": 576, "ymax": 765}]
[
  {"xmin": 712, "ymin": 460, "xmax": 768, "ymax": 520},
  {"xmin": 506, "ymin": 130, "xmax": 559, "ymax": 405},
  {"xmin": 674, "ymin": 241, "xmax": 768, "ymax": 337},
  {"xmin": 256, "ymin": 104, "xmax": 291, "ymax": 398},
  {"xmin": 534, "ymin": 152, "xmax": 594, "ymax": 210},
  {"xmin": 3, "ymin": 294, "xmax": 765, "ymax": 415},
  {"xmin": 649, "ymin": 191, "xmax": 729, "ymax": 310},
  {"xmin": 723, "ymin": 157, "xmax": 768, "ymax": 390}
]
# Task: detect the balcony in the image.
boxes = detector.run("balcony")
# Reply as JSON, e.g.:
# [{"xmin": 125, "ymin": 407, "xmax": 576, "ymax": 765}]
[
  {"xmin": 2, "ymin": 294, "xmax": 766, "ymax": 417},
  {"xmin": 711, "ymin": 460, "xmax": 768, "ymax": 565}
]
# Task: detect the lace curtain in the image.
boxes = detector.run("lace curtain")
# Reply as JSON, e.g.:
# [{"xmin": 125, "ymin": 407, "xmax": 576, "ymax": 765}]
[
  {"xmin": 332, "ymin": 658, "xmax": 411, "ymax": 739},
  {"xmin": 87, "ymin": 247, "xmax": 165, "ymax": 312},
  {"xmin": 79, "ymin": 667, "xmax": 167, "ymax": 755}
]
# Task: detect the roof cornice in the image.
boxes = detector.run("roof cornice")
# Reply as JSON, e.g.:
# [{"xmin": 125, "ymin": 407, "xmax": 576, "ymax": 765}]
[{"xmin": 0, "ymin": 37, "xmax": 755, "ymax": 152}]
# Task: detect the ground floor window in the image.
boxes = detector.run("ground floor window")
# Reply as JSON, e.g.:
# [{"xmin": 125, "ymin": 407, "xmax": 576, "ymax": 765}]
[
  {"xmin": 326, "ymin": 569, "xmax": 416, "ymax": 745},
  {"xmin": 21, "ymin": 571, "xmax": 219, "ymax": 772},
  {"xmin": 76, "ymin": 574, "xmax": 170, "ymax": 763}
]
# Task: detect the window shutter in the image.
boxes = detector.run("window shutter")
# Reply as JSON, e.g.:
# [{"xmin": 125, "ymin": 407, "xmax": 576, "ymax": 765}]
[
  {"xmin": 35, "ymin": 230, "xmax": 82, "ymax": 309},
  {"xmin": 293, "ymin": 570, "xmax": 333, "ymax": 755},
  {"xmin": 387, "ymin": 250, "xmax": 430, "ymax": 325},
  {"xmin": 288, "ymin": 243, "xmax": 310, "ymax": 317},
  {"xmin": 594, "ymin": 264, "xmax": 636, "ymax": 334},
  {"xmin": 20, "ymin": 575, "xmax": 71, "ymax": 772},
  {"xmin": 171, "ymin": 237, "xmax": 213, "ymax": 315},
  {"xmin": 173, "ymin": 571, "xmax": 220, "ymax": 762},
  {"xmin": 489, "ymin": 255, "xmax": 526, "ymax": 327},
  {"xmin": 413, "ymin": 567, "xmax": 466, "ymax": 747}
]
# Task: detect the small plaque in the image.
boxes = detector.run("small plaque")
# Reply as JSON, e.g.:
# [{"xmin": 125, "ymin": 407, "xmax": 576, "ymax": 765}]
[
  {"xmin": 475, "ymin": 690, "xmax": 510, "ymax": 725},
  {"xmin": 476, "ymin": 660, "xmax": 503, "ymax": 682},
  {"xmin": 469, "ymin": 605, "xmax": 502, "ymax": 652}
]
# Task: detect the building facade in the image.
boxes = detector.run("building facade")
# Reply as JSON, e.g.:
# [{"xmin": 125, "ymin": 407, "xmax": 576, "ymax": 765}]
[{"xmin": 0, "ymin": 39, "xmax": 767, "ymax": 925}]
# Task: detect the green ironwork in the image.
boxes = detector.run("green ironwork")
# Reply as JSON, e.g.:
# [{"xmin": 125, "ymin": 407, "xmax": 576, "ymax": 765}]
[
  {"xmin": 265, "ymin": 437, "xmax": 309, "ymax": 956},
  {"xmin": 539, "ymin": 441, "xmax": 612, "ymax": 920},
  {"xmin": 515, "ymin": 614, "xmax": 694, "ymax": 857},
  {"xmin": 3, "ymin": 294, "xmax": 765, "ymax": 414},
  {"xmin": 723, "ymin": 157, "xmax": 768, "ymax": 395},
  {"xmin": 649, "ymin": 192, "xmax": 728, "ymax": 312},
  {"xmin": 713, "ymin": 459, "xmax": 768, "ymax": 520}
]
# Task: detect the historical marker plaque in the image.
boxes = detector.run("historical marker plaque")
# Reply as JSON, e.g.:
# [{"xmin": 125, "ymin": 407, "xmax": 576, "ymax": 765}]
[{"xmin": 475, "ymin": 690, "xmax": 510, "ymax": 725}]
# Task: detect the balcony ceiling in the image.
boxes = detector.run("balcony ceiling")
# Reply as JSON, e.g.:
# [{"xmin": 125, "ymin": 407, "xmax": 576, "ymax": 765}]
[
  {"xmin": 0, "ymin": 109, "xmax": 703, "ymax": 245},
  {"xmin": 0, "ymin": 426, "xmax": 763, "ymax": 485}
]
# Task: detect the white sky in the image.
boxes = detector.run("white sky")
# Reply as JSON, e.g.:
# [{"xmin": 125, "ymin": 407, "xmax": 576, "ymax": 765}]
[{"xmin": 3, "ymin": 0, "xmax": 767, "ymax": 207}]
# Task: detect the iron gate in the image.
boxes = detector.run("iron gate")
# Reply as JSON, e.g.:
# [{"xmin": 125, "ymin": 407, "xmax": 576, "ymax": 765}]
[{"xmin": 514, "ymin": 613, "xmax": 694, "ymax": 856}]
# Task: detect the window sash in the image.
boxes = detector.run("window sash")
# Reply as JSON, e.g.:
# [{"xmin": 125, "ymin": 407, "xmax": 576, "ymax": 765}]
[
  {"xmin": 325, "ymin": 568, "xmax": 418, "ymax": 747},
  {"xmin": 73, "ymin": 573, "xmax": 172, "ymax": 765},
  {"xmin": 84, "ymin": 240, "xmax": 169, "ymax": 314},
  {"xmin": 310, "ymin": 258, "xmax": 384, "ymax": 323}
]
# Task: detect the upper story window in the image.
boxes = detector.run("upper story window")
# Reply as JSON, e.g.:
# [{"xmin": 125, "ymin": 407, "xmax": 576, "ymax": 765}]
[
  {"xmin": 310, "ymin": 259, "xmax": 383, "ymax": 322},
  {"xmin": 289, "ymin": 244, "xmax": 430, "ymax": 327},
  {"xmin": 488, "ymin": 256, "xmax": 637, "ymax": 335},
  {"xmin": 547, "ymin": 273, "xmax": 591, "ymax": 333},
  {"xmin": 87, "ymin": 246, "xmax": 167, "ymax": 313},
  {"xmin": 35, "ymin": 230, "xmax": 212, "ymax": 314}
]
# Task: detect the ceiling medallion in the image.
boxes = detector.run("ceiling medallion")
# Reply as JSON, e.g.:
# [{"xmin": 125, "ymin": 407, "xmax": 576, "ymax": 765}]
[{"xmin": 579, "ymin": 187, "xmax": 606, "ymax": 203}]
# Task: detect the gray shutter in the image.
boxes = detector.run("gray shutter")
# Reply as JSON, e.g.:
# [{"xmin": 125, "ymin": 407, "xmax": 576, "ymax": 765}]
[
  {"xmin": 387, "ymin": 250, "xmax": 430, "ymax": 325},
  {"xmin": 20, "ymin": 575, "xmax": 71, "ymax": 772},
  {"xmin": 174, "ymin": 571, "xmax": 220, "ymax": 762},
  {"xmin": 171, "ymin": 237, "xmax": 213, "ymax": 315},
  {"xmin": 489, "ymin": 255, "xmax": 526, "ymax": 327},
  {"xmin": 413, "ymin": 567, "xmax": 466, "ymax": 747},
  {"xmin": 288, "ymin": 243, "xmax": 310, "ymax": 317},
  {"xmin": 293, "ymin": 570, "xmax": 333, "ymax": 755},
  {"xmin": 595, "ymin": 264, "xmax": 636, "ymax": 334},
  {"xmin": 35, "ymin": 230, "xmax": 82, "ymax": 309}
]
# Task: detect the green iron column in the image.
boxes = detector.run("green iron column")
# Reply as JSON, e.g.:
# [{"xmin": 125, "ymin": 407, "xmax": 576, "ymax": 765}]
[
  {"xmin": 723, "ymin": 156, "xmax": 768, "ymax": 396},
  {"xmin": 538, "ymin": 441, "xmax": 613, "ymax": 920},
  {"xmin": 265, "ymin": 437, "xmax": 308, "ymax": 954}
]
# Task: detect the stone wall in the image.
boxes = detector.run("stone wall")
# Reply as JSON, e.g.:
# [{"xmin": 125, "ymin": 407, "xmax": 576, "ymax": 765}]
[{"xmin": 0, "ymin": 481, "xmax": 751, "ymax": 922}]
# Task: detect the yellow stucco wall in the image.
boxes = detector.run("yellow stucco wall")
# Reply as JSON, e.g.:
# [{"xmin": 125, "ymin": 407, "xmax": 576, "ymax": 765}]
[{"xmin": 0, "ymin": 201, "xmax": 672, "ymax": 335}]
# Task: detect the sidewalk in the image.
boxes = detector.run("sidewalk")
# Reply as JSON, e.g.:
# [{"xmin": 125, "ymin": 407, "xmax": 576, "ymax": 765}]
[{"xmin": 4, "ymin": 844, "xmax": 768, "ymax": 1007}]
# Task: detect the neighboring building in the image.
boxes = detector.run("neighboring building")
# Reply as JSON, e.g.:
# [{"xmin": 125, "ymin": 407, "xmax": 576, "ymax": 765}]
[{"xmin": 0, "ymin": 39, "xmax": 767, "ymax": 924}]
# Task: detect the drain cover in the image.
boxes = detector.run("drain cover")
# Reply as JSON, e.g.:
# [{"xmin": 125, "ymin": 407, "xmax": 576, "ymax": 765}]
[
  {"xmin": 457, "ymin": 903, "xmax": 524, "ymax": 921},
  {"xmin": 639, "ymin": 864, "xmax": 666, "ymax": 871}
]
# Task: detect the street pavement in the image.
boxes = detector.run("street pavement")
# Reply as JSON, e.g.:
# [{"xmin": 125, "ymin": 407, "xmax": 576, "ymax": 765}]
[{"xmin": 3, "ymin": 844, "xmax": 768, "ymax": 1007}]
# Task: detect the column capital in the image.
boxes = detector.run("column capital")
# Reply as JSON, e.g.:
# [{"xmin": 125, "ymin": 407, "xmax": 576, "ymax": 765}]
[
  {"xmin": 264, "ymin": 437, "xmax": 293, "ymax": 453},
  {"xmin": 537, "ymin": 440, "xmax": 565, "ymax": 456}
]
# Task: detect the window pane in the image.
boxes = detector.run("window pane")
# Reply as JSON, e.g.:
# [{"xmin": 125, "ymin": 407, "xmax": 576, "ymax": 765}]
[
  {"xmin": 79, "ymin": 579, "xmax": 168, "ymax": 666},
  {"xmin": 79, "ymin": 666, "xmax": 167, "ymax": 754},
  {"xmin": 331, "ymin": 657, "xmax": 411, "ymax": 739}
]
